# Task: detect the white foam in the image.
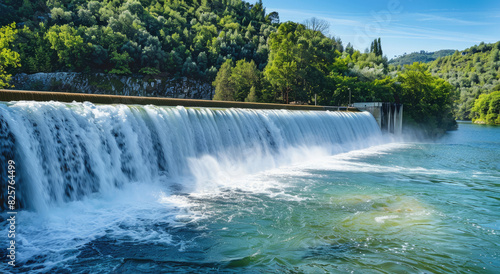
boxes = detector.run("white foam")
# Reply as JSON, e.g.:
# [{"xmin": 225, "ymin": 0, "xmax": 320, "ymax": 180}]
[{"xmin": 11, "ymin": 181, "xmax": 196, "ymax": 271}]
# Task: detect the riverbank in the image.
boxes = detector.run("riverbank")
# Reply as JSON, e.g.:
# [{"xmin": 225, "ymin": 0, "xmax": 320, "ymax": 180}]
[{"xmin": 473, "ymin": 119, "xmax": 500, "ymax": 125}]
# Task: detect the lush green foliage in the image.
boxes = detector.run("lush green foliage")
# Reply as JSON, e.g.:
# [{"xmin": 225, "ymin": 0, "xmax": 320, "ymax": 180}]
[
  {"xmin": 471, "ymin": 90, "xmax": 500, "ymax": 125},
  {"xmin": 397, "ymin": 63, "xmax": 457, "ymax": 134},
  {"xmin": 264, "ymin": 22, "xmax": 340, "ymax": 103},
  {"xmin": 3, "ymin": 0, "xmax": 277, "ymax": 79},
  {"xmin": 427, "ymin": 42, "xmax": 500, "ymax": 120},
  {"xmin": 0, "ymin": 23, "xmax": 21, "ymax": 88},
  {"xmin": 213, "ymin": 58, "xmax": 259, "ymax": 101},
  {"xmin": 389, "ymin": 50, "xmax": 455, "ymax": 66}
]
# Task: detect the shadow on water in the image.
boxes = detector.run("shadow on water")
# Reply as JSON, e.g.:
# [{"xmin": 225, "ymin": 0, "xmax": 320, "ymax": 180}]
[
  {"xmin": 302, "ymin": 243, "xmax": 353, "ymax": 260},
  {"xmin": 48, "ymin": 225, "xmax": 222, "ymax": 273}
]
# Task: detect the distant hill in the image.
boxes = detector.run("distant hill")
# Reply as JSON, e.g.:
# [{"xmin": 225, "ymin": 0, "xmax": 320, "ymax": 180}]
[
  {"xmin": 389, "ymin": 50, "xmax": 455, "ymax": 66},
  {"xmin": 427, "ymin": 42, "xmax": 500, "ymax": 120}
]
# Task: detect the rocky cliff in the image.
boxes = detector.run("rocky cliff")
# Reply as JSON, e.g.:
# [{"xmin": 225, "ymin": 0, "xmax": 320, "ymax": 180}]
[{"xmin": 10, "ymin": 73, "xmax": 214, "ymax": 100}]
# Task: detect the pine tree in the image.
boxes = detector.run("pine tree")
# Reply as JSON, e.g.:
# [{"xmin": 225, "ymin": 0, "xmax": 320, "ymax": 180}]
[
  {"xmin": 377, "ymin": 37, "xmax": 383, "ymax": 56},
  {"xmin": 245, "ymin": 86, "xmax": 259, "ymax": 102}
]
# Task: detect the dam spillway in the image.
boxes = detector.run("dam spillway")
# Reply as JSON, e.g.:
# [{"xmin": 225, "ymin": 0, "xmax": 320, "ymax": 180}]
[
  {"xmin": 0, "ymin": 89, "xmax": 355, "ymax": 111},
  {"xmin": 0, "ymin": 100, "xmax": 382, "ymax": 212}
]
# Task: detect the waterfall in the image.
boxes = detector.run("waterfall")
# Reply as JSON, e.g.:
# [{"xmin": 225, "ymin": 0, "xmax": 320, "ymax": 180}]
[{"xmin": 0, "ymin": 101, "xmax": 382, "ymax": 211}]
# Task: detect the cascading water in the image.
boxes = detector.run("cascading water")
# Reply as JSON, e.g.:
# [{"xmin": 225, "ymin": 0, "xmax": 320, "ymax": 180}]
[{"xmin": 1, "ymin": 101, "xmax": 382, "ymax": 212}]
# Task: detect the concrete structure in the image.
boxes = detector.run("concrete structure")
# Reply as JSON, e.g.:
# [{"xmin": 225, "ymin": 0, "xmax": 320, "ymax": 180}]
[
  {"xmin": 0, "ymin": 90, "xmax": 360, "ymax": 112},
  {"xmin": 353, "ymin": 102, "xmax": 403, "ymax": 134}
]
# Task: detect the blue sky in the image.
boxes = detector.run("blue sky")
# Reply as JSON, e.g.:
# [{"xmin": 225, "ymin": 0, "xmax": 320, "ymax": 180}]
[{"xmin": 262, "ymin": 0, "xmax": 500, "ymax": 59}]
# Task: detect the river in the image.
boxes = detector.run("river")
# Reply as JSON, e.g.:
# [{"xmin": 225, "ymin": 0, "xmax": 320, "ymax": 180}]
[{"xmin": 0, "ymin": 102, "xmax": 499, "ymax": 273}]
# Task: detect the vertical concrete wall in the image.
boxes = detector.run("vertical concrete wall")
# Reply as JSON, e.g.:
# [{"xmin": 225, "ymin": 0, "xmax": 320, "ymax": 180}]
[{"xmin": 353, "ymin": 102, "xmax": 403, "ymax": 134}]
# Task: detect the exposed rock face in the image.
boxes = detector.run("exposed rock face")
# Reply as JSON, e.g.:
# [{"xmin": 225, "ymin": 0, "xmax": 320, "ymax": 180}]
[{"xmin": 10, "ymin": 73, "xmax": 214, "ymax": 99}]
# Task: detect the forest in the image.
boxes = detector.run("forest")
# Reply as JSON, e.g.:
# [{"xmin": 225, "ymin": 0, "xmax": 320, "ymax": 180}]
[
  {"xmin": 388, "ymin": 50, "xmax": 455, "ymax": 67},
  {"xmin": 0, "ymin": 0, "xmax": 497, "ymax": 132},
  {"xmin": 427, "ymin": 42, "xmax": 500, "ymax": 122}
]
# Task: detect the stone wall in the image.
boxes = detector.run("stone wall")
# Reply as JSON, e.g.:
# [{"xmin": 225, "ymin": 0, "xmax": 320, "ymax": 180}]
[{"xmin": 10, "ymin": 72, "xmax": 214, "ymax": 100}]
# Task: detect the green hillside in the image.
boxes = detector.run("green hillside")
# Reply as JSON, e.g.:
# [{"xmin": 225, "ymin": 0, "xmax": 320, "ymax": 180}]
[
  {"xmin": 1, "ymin": 0, "xmax": 278, "ymax": 78},
  {"xmin": 428, "ymin": 41, "xmax": 500, "ymax": 121},
  {"xmin": 389, "ymin": 50, "xmax": 455, "ymax": 66}
]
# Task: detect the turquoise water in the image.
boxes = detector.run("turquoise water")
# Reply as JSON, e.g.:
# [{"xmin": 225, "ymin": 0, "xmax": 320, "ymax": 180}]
[
  {"xmin": 1, "ymin": 106, "xmax": 499, "ymax": 273},
  {"xmin": 159, "ymin": 122, "xmax": 499, "ymax": 273}
]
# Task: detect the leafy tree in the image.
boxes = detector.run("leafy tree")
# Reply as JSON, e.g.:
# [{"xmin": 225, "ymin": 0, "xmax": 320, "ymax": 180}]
[
  {"xmin": 13, "ymin": 24, "xmax": 54, "ymax": 74},
  {"xmin": 471, "ymin": 90, "xmax": 500, "ymax": 124},
  {"xmin": 213, "ymin": 59, "xmax": 235, "ymax": 101},
  {"xmin": 182, "ymin": 57, "xmax": 200, "ymax": 76},
  {"xmin": 0, "ymin": 23, "xmax": 21, "ymax": 88},
  {"xmin": 45, "ymin": 24, "xmax": 90, "ymax": 70},
  {"xmin": 266, "ymin": 11, "xmax": 279, "ymax": 24},
  {"xmin": 230, "ymin": 59, "xmax": 259, "ymax": 101},
  {"xmin": 77, "ymin": 7, "xmax": 97, "ymax": 26},
  {"xmin": 264, "ymin": 22, "xmax": 301, "ymax": 103},
  {"xmin": 109, "ymin": 51, "xmax": 132, "ymax": 75},
  {"xmin": 50, "ymin": 7, "xmax": 73, "ymax": 24},
  {"xmin": 140, "ymin": 35, "xmax": 165, "ymax": 69},
  {"xmin": 397, "ymin": 63, "xmax": 456, "ymax": 134}
]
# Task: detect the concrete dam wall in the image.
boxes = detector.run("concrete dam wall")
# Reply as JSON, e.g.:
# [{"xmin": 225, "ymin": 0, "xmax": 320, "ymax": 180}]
[
  {"xmin": 353, "ymin": 102, "xmax": 403, "ymax": 134},
  {"xmin": 0, "ymin": 89, "xmax": 359, "ymax": 112}
]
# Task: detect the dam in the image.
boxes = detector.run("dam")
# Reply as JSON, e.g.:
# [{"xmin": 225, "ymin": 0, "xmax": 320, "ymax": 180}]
[
  {"xmin": 0, "ymin": 91, "xmax": 381, "ymax": 211},
  {"xmin": 0, "ymin": 89, "xmax": 356, "ymax": 111}
]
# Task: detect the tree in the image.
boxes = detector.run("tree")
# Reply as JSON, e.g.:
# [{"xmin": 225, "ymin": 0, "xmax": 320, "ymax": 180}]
[
  {"xmin": 377, "ymin": 37, "xmax": 383, "ymax": 56},
  {"xmin": 45, "ymin": 24, "xmax": 90, "ymax": 70},
  {"xmin": 51, "ymin": 7, "xmax": 73, "ymax": 24},
  {"xmin": 471, "ymin": 90, "xmax": 500, "ymax": 124},
  {"xmin": 345, "ymin": 42, "xmax": 354, "ymax": 55},
  {"xmin": 140, "ymin": 35, "xmax": 165, "ymax": 69},
  {"xmin": 370, "ymin": 38, "xmax": 383, "ymax": 56},
  {"xmin": 303, "ymin": 17, "xmax": 329, "ymax": 36},
  {"xmin": 266, "ymin": 11, "xmax": 280, "ymax": 24},
  {"xmin": 0, "ymin": 23, "xmax": 21, "ymax": 88},
  {"xmin": 397, "ymin": 62, "xmax": 456, "ymax": 134},
  {"xmin": 182, "ymin": 57, "xmax": 199, "ymax": 76},
  {"xmin": 245, "ymin": 85, "xmax": 259, "ymax": 102},
  {"xmin": 250, "ymin": 0, "xmax": 265, "ymax": 22},
  {"xmin": 13, "ymin": 25, "xmax": 53, "ymax": 74},
  {"xmin": 264, "ymin": 22, "xmax": 301, "ymax": 103},
  {"xmin": 230, "ymin": 59, "xmax": 259, "ymax": 101},
  {"xmin": 109, "ymin": 51, "xmax": 132, "ymax": 75},
  {"xmin": 213, "ymin": 59, "xmax": 235, "ymax": 101}
]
